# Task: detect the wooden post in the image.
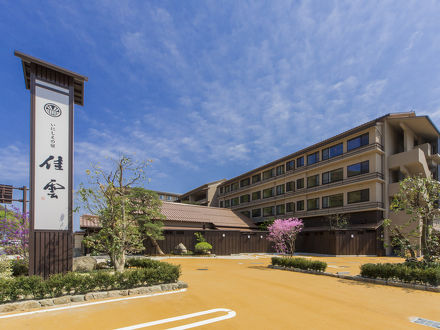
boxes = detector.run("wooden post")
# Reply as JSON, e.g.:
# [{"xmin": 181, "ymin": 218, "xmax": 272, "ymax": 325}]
[{"xmin": 15, "ymin": 51, "xmax": 87, "ymax": 277}]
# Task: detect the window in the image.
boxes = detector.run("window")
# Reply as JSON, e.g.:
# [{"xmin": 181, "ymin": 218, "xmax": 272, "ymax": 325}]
[
  {"xmin": 286, "ymin": 202, "xmax": 294, "ymax": 213},
  {"xmin": 322, "ymin": 143, "xmax": 343, "ymax": 160},
  {"xmin": 347, "ymin": 161, "xmax": 369, "ymax": 177},
  {"xmin": 276, "ymin": 204, "xmax": 285, "ymax": 215},
  {"xmin": 225, "ymin": 185, "xmax": 230, "ymax": 193},
  {"xmin": 263, "ymin": 206, "xmax": 275, "ymax": 217},
  {"xmin": 252, "ymin": 208, "xmax": 261, "ymax": 218},
  {"xmin": 276, "ymin": 184, "xmax": 285, "ymax": 195},
  {"xmin": 252, "ymin": 174, "xmax": 261, "ymax": 184},
  {"xmin": 322, "ymin": 168, "xmax": 343, "ymax": 184},
  {"xmin": 347, "ymin": 189, "xmax": 369, "ymax": 204},
  {"xmin": 241, "ymin": 211, "xmax": 251, "ymax": 218},
  {"xmin": 159, "ymin": 195, "xmax": 164, "ymax": 200},
  {"xmin": 347, "ymin": 133, "xmax": 369, "ymax": 151},
  {"xmin": 231, "ymin": 197, "xmax": 239, "ymax": 206},
  {"xmin": 225, "ymin": 199, "xmax": 230, "ymax": 207},
  {"xmin": 322, "ymin": 193, "xmax": 343, "ymax": 208},
  {"xmin": 286, "ymin": 181, "xmax": 294, "ymax": 192},
  {"xmin": 307, "ymin": 151, "xmax": 319, "ymax": 165},
  {"xmin": 307, "ymin": 174, "xmax": 319, "ymax": 188},
  {"xmin": 220, "ymin": 187, "xmax": 224, "ymax": 194},
  {"xmin": 231, "ymin": 182, "xmax": 239, "ymax": 191},
  {"xmin": 167, "ymin": 196, "xmax": 172, "ymax": 201},
  {"xmin": 240, "ymin": 194, "xmax": 250, "ymax": 203},
  {"xmin": 263, "ymin": 187, "xmax": 274, "ymax": 198},
  {"xmin": 296, "ymin": 178, "xmax": 304, "ymax": 189},
  {"xmin": 307, "ymin": 198, "xmax": 320, "ymax": 210},
  {"xmin": 276, "ymin": 165, "xmax": 285, "ymax": 176},
  {"xmin": 220, "ymin": 201, "xmax": 224, "ymax": 208},
  {"xmin": 240, "ymin": 178, "xmax": 250, "ymax": 187},
  {"xmin": 297, "ymin": 156, "xmax": 304, "ymax": 168},
  {"xmin": 252, "ymin": 191, "xmax": 261, "ymax": 200},
  {"xmin": 286, "ymin": 160, "xmax": 295, "ymax": 171},
  {"xmin": 296, "ymin": 200, "xmax": 304, "ymax": 211},
  {"xmin": 263, "ymin": 168, "xmax": 275, "ymax": 180}
]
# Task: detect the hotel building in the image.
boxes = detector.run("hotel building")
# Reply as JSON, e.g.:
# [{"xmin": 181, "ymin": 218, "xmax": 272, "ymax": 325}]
[{"xmin": 185, "ymin": 112, "xmax": 439, "ymax": 255}]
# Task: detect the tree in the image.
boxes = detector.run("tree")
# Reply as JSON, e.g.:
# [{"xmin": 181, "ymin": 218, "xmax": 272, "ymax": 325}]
[
  {"xmin": 77, "ymin": 156, "xmax": 163, "ymax": 272},
  {"xmin": 386, "ymin": 176, "xmax": 440, "ymax": 262},
  {"xmin": 0, "ymin": 206, "xmax": 29, "ymax": 261},
  {"xmin": 267, "ymin": 218, "xmax": 303, "ymax": 255},
  {"xmin": 327, "ymin": 213, "xmax": 349, "ymax": 230},
  {"xmin": 127, "ymin": 187, "xmax": 165, "ymax": 255}
]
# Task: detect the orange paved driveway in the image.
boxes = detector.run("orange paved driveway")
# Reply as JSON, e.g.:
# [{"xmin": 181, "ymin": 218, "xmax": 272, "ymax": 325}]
[{"xmin": 1, "ymin": 255, "xmax": 439, "ymax": 329}]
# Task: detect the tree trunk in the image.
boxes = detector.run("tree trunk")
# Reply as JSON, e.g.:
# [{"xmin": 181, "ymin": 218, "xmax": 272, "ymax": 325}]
[
  {"xmin": 114, "ymin": 253, "xmax": 126, "ymax": 272},
  {"xmin": 149, "ymin": 237, "xmax": 165, "ymax": 255}
]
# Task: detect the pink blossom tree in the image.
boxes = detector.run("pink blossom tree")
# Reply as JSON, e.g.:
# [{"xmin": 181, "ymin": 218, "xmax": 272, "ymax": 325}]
[
  {"xmin": 0, "ymin": 206, "xmax": 29, "ymax": 261},
  {"xmin": 267, "ymin": 218, "xmax": 303, "ymax": 255}
]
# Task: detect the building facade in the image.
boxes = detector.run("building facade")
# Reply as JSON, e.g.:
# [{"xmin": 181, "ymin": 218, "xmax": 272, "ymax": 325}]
[
  {"xmin": 178, "ymin": 179, "xmax": 226, "ymax": 206},
  {"xmin": 214, "ymin": 112, "xmax": 440, "ymax": 255},
  {"xmin": 154, "ymin": 191, "xmax": 180, "ymax": 202}
]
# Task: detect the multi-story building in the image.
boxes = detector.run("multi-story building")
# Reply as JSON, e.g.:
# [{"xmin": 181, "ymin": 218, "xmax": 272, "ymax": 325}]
[
  {"xmin": 153, "ymin": 191, "xmax": 180, "ymax": 202},
  {"xmin": 214, "ymin": 112, "xmax": 440, "ymax": 255},
  {"xmin": 178, "ymin": 179, "xmax": 226, "ymax": 206}
]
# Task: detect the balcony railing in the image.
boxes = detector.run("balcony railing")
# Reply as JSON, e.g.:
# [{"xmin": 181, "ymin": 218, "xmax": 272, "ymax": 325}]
[{"xmin": 220, "ymin": 142, "xmax": 384, "ymax": 198}]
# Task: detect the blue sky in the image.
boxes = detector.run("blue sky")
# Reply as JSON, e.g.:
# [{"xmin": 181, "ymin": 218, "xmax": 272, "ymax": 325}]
[{"xmin": 1, "ymin": 0, "xmax": 440, "ymax": 203}]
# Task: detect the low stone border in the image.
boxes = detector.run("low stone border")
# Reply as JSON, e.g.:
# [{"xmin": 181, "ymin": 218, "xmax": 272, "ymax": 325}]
[
  {"xmin": 269, "ymin": 265, "xmax": 440, "ymax": 293},
  {"xmin": 0, "ymin": 281, "xmax": 188, "ymax": 314}
]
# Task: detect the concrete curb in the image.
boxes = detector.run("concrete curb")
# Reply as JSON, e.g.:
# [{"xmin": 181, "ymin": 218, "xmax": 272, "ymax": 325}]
[
  {"xmin": 0, "ymin": 281, "xmax": 188, "ymax": 314},
  {"xmin": 268, "ymin": 265, "xmax": 440, "ymax": 293}
]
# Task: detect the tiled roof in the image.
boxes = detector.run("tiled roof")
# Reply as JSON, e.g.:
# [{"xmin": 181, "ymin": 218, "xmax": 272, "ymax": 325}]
[{"xmin": 80, "ymin": 202, "xmax": 257, "ymax": 230}]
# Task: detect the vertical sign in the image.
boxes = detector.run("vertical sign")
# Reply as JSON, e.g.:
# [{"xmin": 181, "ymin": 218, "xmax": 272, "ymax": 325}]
[
  {"xmin": 34, "ymin": 82, "xmax": 70, "ymax": 230},
  {"xmin": 15, "ymin": 50, "xmax": 87, "ymax": 277}
]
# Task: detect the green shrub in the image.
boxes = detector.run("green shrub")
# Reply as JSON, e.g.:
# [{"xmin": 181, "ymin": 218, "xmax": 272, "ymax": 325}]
[
  {"xmin": 11, "ymin": 259, "xmax": 29, "ymax": 276},
  {"xmin": 0, "ymin": 260, "xmax": 181, "ymax": 304},
  {"xmin": 271, "ymin": 257, "xmax": 327, "ymax": 272},
  {"xmin": 360, "ymin": 263, "xmax": 440, "ymax": 286},
  {"xmin": 0, "ymin": 255, "xmax": 12, "ymax": 279},
  {"xmin": 125, "ymin": 258, "xmax": 163, "ymax": 269},
  {"xmin": 194, "ymin": 242, "xmax": 212, "ymax": 254}
]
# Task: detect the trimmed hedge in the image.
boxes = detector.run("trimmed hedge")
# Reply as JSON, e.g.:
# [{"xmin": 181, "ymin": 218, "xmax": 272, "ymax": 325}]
[
  {"xmin": 0, "ymin": 260, "xmax": 180, "ymax": 303},
  {"xmin": 272, "ymin": 257, "xmax": 327, "ymax": 272},
  {"xmin": 360, "ymin": 263, "xmax": 440, "ymax": 286},
  {"xmin": 194, "ymin": 242, "xmax": 212, "ymax": 254}
]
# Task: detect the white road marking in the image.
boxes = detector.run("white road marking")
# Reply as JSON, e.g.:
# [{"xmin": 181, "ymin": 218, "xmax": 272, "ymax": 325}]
[
  {"xmin": 0, "ymin": 289, "xmax": 187, "ymax": 320},
  {"xmin": 114, "ymin": 308, "xmax": 236, "ymax": 330}
]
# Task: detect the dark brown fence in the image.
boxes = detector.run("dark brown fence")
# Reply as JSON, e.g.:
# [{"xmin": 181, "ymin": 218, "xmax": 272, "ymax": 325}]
[
  {"xmin": 145, "ymin": 230, "xmax": 273, "ymax": 255},
  {"xmin": 296, "ymin": 229, "xmax": 382, "ymax": 255}
]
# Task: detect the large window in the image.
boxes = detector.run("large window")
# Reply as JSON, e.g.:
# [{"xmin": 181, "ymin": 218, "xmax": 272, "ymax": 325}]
[
  {"xmin": 231, "ymin": 197, "xmax": 239, "ymax": 206},
  {"xmin": 297, "ymin": 200, "xmax": 304, "ymax": 211},
  {"xmin": 252, "ymin": 208, "xmax": 261, "ymax": 218},
  {"xmin": 276, "ymin": 184, "xmax": 285, "ymax": 195},
  {"xmin": 252, "ymin": 191, "xmax": 261, "ymax": 200},
  {"xmin": 322, "ymin": 143, "xmax": 343, "ymax": 160},
  {"xmin": 347, "ymin": 189, "xmax": 369, "ymax": 204},
  {"xmin": 347, "ymin": 160, "xmax": 369, "ymax": 177},
  {"xmin": 219, "ymin": 201, "xmax": 224, "ymax": 208},
  {"xmin": 240, "ymin": 178, "xmax": 250, "ymax": 187},
  {"xmin": 276, "ymin": 165, "xmax": 285, "ymax": 176},
  {"xmin": 225, "ymin": 199, "xmax": 230, "ymax": 207},
  {"xmin": 307, "ymin": 151, "xmax": 319, "ymax": 165},
  {"xmin": 241, "ymin": 211, "xmax": 251, "ymax": 218},
  {"xmin": 263, "ymin": 206, "xmax": 275, "ymax": 217},
  {"xmin": 231, "ymin": 182, "xmax": 239, "ymax": 191},
  {"xmin": 220, "ymin": 187, "xmax": 224, "ymax": 194},
  {"xmin": 263, "ymin": 168, "xmax": 275, "ymax": 180},
  {"xmin": 297, "ymin": 156, "xmax": 304, "ymax": 168},
  {"xmin": 263, "ymin": 187, "xmax": 274, "ymax": 198},
  {"xmin": 296, "ymin": 178, "xmax": 304, "ymax": 189},
  {"xmin": 240, "ymin": 194, "xmax": 250, "ymax": 203},
  {"xmin": 286, "ymin": 160, "xmax": 295, "ymax": 171},
  {"xmin": 307, "ymin": 198, "xmax": 320, "ymax": 210},
  {"xmin": 347, "ymin": 133, "xmax": 369, "ymax": 151},
  {"xmin": 322, "ymin": 168, "xmax": 343, "ymax": 184},
  {"xmin": 322, "ymin": 193, "xmax": 343, "ymax": 208},
  {"xmin": 286, "ymin": 202, "xmax": 294, "ymax": 213},
  {"xmin": 252, "ymin": 173, "xmax": 261, "ymax": 184},
  {"xmin": 307, "ymin": 174, "xmax": 319, "ymax": 188},
  {"xmin": 225, "ymin": 185, "xmax": 230, "ymax": 193},
  {"xmin": 286, "ymin": 181, "xmax": 294, "ymax": 192},
  {"xmin": 276, "ymin": 204, "xmax": 285, "ymax": 215}
]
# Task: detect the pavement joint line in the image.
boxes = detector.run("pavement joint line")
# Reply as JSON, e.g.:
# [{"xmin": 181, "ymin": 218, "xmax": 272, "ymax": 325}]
[
  {"xmin": 114, "ymin": 308, "xmax": 236, "ymax": 330},
  {"xmin": 0, "ymin": 289, "xmax": 187, "ymax": 320},
  {"xmin": 410, "ymin": 317, "xmax": 440, "ymax": 328}
]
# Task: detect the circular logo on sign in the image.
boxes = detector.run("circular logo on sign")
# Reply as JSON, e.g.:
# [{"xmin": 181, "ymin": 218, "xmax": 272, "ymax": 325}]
[{"xmin": 44, "ymin": 103, "xmax": 62, "ymax": 117}]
